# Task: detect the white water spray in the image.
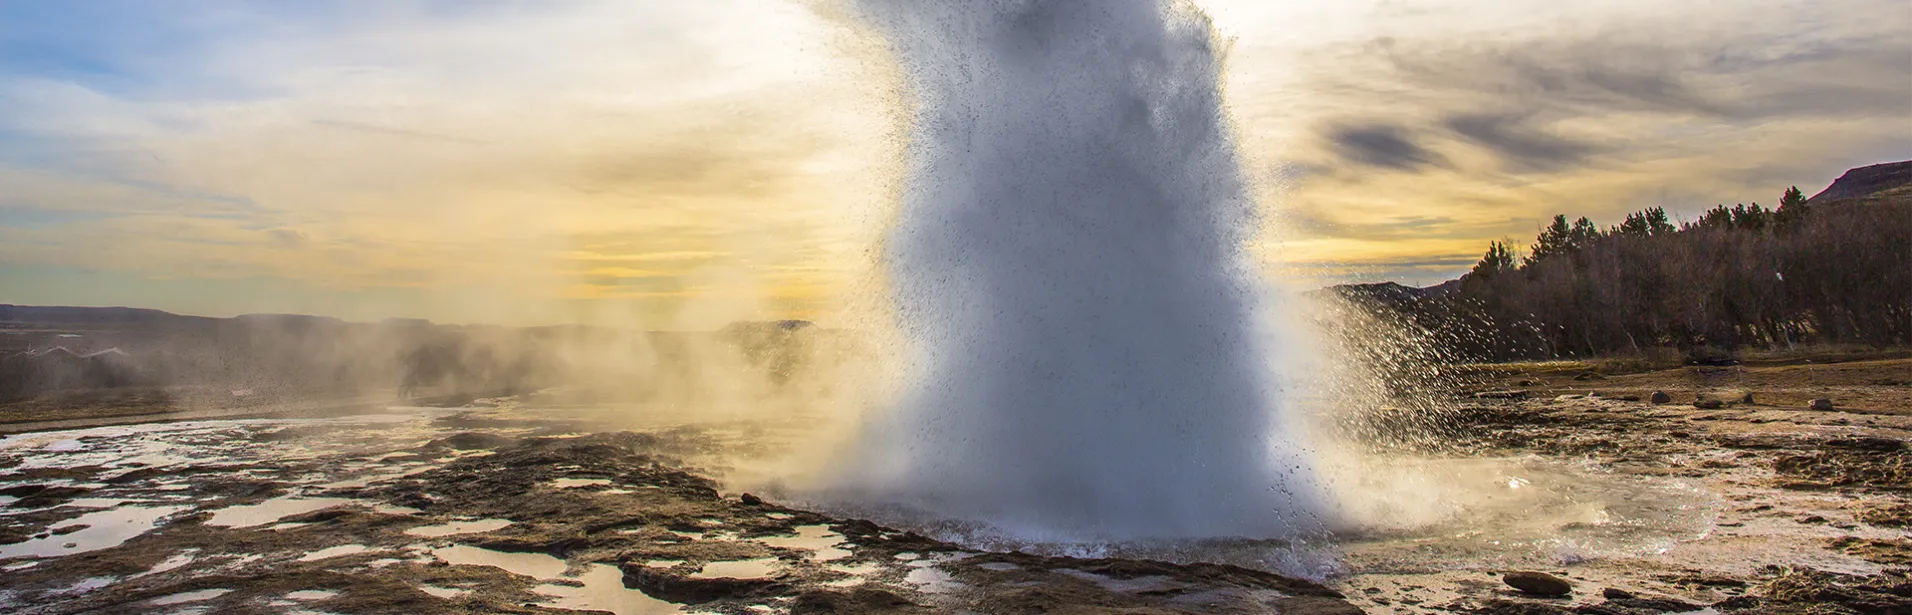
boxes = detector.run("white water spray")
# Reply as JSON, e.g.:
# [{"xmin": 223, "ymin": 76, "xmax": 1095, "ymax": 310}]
[{"xmin": 840, "ymin": 0, "xmax": 1323, "ymax": 541}]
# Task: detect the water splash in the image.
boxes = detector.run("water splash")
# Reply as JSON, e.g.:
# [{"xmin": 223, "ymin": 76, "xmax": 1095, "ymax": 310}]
[{"xmin": 838, "ymin": 0, "xmax": 1323, "ymax": 541}]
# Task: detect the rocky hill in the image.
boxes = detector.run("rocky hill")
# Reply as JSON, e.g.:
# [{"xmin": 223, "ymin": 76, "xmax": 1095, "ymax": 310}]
[{"xmin": 1808, "ymin": 159, "xmax": 1912, "ymax": 205}]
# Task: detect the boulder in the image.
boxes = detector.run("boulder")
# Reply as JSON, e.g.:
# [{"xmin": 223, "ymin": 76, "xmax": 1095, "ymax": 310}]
[{"xmin": 1503, "ymin": 571, "xmax": 1573, "ymax": 597}]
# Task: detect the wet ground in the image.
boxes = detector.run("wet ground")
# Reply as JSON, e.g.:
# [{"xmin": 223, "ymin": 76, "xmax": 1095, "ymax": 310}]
[
  {"xmin": 1346, "ymin": 357, "xmax": 1910, "ymax": 615},
  {"xmin": 0, "ymin": 358, "xmax": 1907, "ymax": 614}
]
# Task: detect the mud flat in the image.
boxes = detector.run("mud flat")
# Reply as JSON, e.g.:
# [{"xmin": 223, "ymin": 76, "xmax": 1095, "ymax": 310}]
[{"xmin": 0, "ymin": 359, "xmax": 1907, "ymax": 614}]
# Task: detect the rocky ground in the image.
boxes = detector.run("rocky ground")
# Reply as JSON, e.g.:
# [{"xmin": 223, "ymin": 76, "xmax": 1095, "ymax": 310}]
[
  {"xmin": 1359, "ymin": 356, "xmax": 1910, "ymax": 615},
  {"xmin": 0, "ymin": 356, "xmax": 1906, "ymax": 614}
]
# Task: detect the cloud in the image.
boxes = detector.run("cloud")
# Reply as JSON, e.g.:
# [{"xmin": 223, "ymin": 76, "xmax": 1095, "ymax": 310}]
[
  {"xmin": 1282, "ymin": 210, "xmax": 1459, "ymax": 240},
  {"xmin": 3, "ymin": 0, "xmax": 1908, "ymax": 319},
  {"xmin": 1247, "ymin": 0, "xmax": 1912, "ymax": 283},
  {"xmin": 1441, "ymin": 112, "xmax": 1599, "ymax": 172},
  {"xmin": 0, "ymin": 0, "xmax": 899, "ymax": 324},
  {"xmin": 266, "ymin": 228, "xmax": 306, "ymax": 247},
  {"xmin": 1325, "ymin": 123, "xmax": 1444, "ymax": 171}
]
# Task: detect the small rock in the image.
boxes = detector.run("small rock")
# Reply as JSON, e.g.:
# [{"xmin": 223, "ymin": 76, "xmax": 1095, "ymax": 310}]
[
  {"xmin": 1695, "ymin": 399, "xmax": 1724, "ymax": 409},
  {"xmin": 1808, "ymin": 398, "xmax": 1835, "ymax": 411},
  {"xmin": 1649, "ymin": 391, "xmax": 1673, "ymax": 404},
  {"xmin": 1739, "ymin": 392, "xmax": 1755, "ymax": 404},
  {"xmin": 1795, "ymin": 515, "xmax": 1827, "ymax": 524},
  {"xmin": 739, "ymin": 493, "xmax": 764, "ymax": 506},
  {"xmin": 1503, "ymin": 571, "xmax": 1573, "ymax": 597},
  {"xmin": 1601, "ymin": 588, "xmax": 1635, "ymax": 600}
]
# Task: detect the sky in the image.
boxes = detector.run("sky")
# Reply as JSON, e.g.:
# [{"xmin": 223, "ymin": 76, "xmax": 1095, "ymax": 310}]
[{"xmin": 1, "ymin": 0, "xmax": 1908, "ymax": 327}]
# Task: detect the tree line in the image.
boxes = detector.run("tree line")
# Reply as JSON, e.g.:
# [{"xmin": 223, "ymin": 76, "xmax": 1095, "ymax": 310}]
[{"xmin": 1359, "ymin": 187, "xmax": 1912, "ymax": 361}]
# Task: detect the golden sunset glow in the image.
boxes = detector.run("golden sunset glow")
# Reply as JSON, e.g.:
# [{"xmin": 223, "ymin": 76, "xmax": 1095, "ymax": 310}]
[{"xmin": 2, "ymin": 0, "xmax": 1907, "ymax": 326}]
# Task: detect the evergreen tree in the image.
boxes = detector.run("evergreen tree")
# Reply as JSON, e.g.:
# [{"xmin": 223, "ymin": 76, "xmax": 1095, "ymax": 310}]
[
  {"xmin": 1471, "ymin": 241, "xmax": 1515, "ymax": 278},
  {"xmin": 1645, "ymin": 207, "xmax": 1674, "ymax": 235},
  {"xmin": 1730, "ymin": 203, "xmax": 1770, "ymax": 230},
  {"xmin": 1525, "ymin": 215, "xmax": 1573, "ymax": 266},
  {"xmin": 1775, "ymin": 186, "xmax": 1811, "ymax": 228},
  {"xmin": 1781, "ymin": 186, "xmax": 1807, "ymax": 209},
  {"xmin": 1568, "ymin": 216, "xmax": 1601, "ymax": 250}
]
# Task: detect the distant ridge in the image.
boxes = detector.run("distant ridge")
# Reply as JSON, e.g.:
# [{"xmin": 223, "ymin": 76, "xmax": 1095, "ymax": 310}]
[
  {"xmin": 1318, "ymin": 280, "xmax": 1459, "ymax": 307},
  {"xmin": 0, "ymin": 304, "xmax": 209, "ymax": 326},
  {"xmin": 1808, "ymin": 160, "xmax": 1912, "ymax": 205}
]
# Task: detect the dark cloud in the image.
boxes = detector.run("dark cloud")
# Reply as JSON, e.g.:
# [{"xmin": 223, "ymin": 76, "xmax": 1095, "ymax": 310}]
[
  {"xmin": 1371, "ymin": 30, "xmax": 1910, "ymax": 122},
  {"xmin": 1283, "ymin": 209, "xmax": 1459, "ymax": 239},
  {"xmin": 1313, "ymin": 22, "xmax": 1911, "ymax": 177},
  {"xmin": 1326, "ymin": 123, "xmax": 1445, "ymax": 171},
  {"xmin": 1442, "ymin": 112, "xmax": 1599, "ymax": 172}
]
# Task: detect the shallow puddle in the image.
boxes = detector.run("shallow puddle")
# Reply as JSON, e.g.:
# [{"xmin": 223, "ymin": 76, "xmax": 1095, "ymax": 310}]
[
  {"xmin": 904, "ymin": 565, "xmax": 962, "ymax": 593},
  {"xmin": 53, "ymin": 576, "xmax": 116, "ymax": 595},
  {"xmin": 151, "ymin": 588, "xmax": 232, "ymax": 605},
  {"xmin": 433, "ymin": 544, "xmax": 567, "ymax": 579},
  {"xmin": 420, "ymin": 585, "xmax": 469, "ymax": 598},
  {"xmin": 759, "ymin": 524, "xmax": 852, "ymax": 561},
  {"xmin": 0, "ymin": 504, "xmax": 187, "ymax": 558},
  {"xmin": 405, "ymin": 518, "xmax": 513, "ymax": 537},
  {"xmin": 371, "ymin": 503, "xmax": 424, "ymax": 516},
  {"xmin": 205, "ymin": 497, "xmax": 352, "ymax": 528},
  {"xmin": 134, "ymin": 551, "xmax": 197, "ymax": 577},
  {"xmin": 286, "ymin": 589, "xmax": 339, "ymax": 600},
  {"xmin": 691, "ymin": 557, "xmax": 779, "ymax": 579},
  {"xmin": 299, "ymin": 544, "xmax": 370, "ymax": 561},
  {"xmin": 536, "ymin": 563, "xmax": 683, "ymax": 614}
]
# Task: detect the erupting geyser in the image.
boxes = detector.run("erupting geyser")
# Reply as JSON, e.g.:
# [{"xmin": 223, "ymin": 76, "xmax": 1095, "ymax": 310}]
[{"xmin": 845, "ymin": 0, "xmax": 1324, "ymax": 540}]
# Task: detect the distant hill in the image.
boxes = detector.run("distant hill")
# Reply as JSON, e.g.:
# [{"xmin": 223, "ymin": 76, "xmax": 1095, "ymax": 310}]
[
  {"xmin": 0, "ymin": 304, "xmax": 212, "ymax": 327},
  {"xmin": 1318, "ymin": 280, "xmax": 1459, "ymax": 310},
  {"xmin": 1808, "ymin": 160, "xmax": 1912, "ymax": 205}
]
